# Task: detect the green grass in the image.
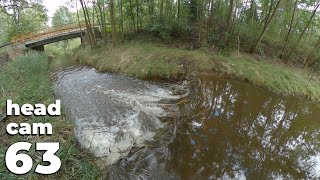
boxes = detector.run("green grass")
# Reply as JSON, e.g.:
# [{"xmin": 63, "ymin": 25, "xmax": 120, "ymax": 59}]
[
  {"xmin": 74, "ymin": 41, "xmax": 320, "ymax": 101},
  {"xmin": 212, "ymin": 54, "xmax": 320, "ymax": 101},
  {"xmin": 74, "ymin": 42, "xmax": 215, "ymax": 81},
  {"xmin": 0, "ymin": 52, "xmax": 103, "ymax": 179},
  {"xmin": 45, "ymin": 39, "xmax": 82, "ymax": 57},
  {"xmin": 0, "ymin": 52, "xmax": 53, "ymax": 108},
  {"xmin": 0, "ymin": 47, "xmax": 6, "ymax": 54}
]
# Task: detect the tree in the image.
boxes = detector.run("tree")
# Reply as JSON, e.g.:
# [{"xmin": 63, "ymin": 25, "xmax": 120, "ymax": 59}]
[
  {"xmin": 79, "ymin": 0, "xmax": 96, "ymax": 48},
  {"xmin": 284, "ymin": 2, "xmax": 320, "ymax": 64},
  {"xmin": 225, "ymin": 0, "xmax": 235, "ymax": 46},
  {"xmin": 250, "ymin": 0, "xmax": 283, "ymax": 54},
  {"xmin": 278, "ymin": 0, "xmax": 298, "ymax": 59},
  {"xmin": 52, "ymin": 6, "xmax": 73, "ymax": 27},
  {"xmin": 96, "ymin": 0, "xmax": 107, "ymax": 45},
  {"xmin": 109, "ymin": 0, "xmax": 116, "ymax": 46},
  {"xmin": 303, "ymin": 36, "xmax": 320, "ymax": 68},
  {"xmin": 40, "ymin": 0, "xmax": 316, "ymax": 74},
  {"xmin": 0, "ymin": 0, "xmax": 47, "ymax": 40}
]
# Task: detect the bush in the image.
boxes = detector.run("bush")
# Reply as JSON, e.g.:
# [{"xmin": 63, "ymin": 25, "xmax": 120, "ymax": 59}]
[{"xmin": 146, "ymin": 20, "xmax": 191, "ymax": 39}]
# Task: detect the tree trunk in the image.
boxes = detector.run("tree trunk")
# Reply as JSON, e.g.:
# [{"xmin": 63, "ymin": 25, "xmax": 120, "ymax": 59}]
[
  {"xmin": 308, "ymin": 57, "xmax": 320, "ymax": 68},
  {"xmin": 250, "ymin": 0, "xmax": 257, "ymax": 22},
  {"xmin": 303, "ymin": 37, "xmax": 320, "ymax": 68},
  {"xmin": 79, "ymin": 0, "xmax": 96, "ymax": 48},
  {"xmin": 224, "ymin": 0, "xmax": 234, "ymax": 46},
  {"xmin": 75, "ymin": 0, "xmax": 84, "ymax": 46},
  {"xmin": 160, "ymin": 0, "xmax": 164, "ymax": 20},
  {"xmin": 279, "ymin": 0, "xmax": 298, "ymax": 59},
  {"xmin": 109, "ymin": 0, "xmax": 116, "ymax": 46},
  {"xmin": 135, "ymin": 0, "xmax": 139, "ymax": 30},
  {"xmin": 177, "ymin": 0, "xmax": 181, "ymax": 20},
  {"xmin": 92, "ymin": 5, "xmax": 95, "ymax": 38},
  {"xmin": 84, "ymin": 0, "xmax": 96, "ymax": 45},
  {"xmin": 303, "ymin": 50, "xmax": 316, "ymax": 68},
  {"xmin": 120, "ymin": 0, "xmax": 124, "ymax": 41},
  {"xmin": 97, "ymin": 1, "xmax": 107, "ymax": 45},
  {"xmin": 129, "ymin": 0, "xmax": 136, "ymax": 31},
  {"xmin": 250, "ymin": 0, "xmax": 282, "ymax": 54},
  {"xmin": 285, "ymin": 3, "xmax": 320, "ymax": 64}
]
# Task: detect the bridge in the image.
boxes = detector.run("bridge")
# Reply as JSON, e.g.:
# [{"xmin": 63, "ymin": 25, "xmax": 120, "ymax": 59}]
[{"xmin": 9, "ymin": 23, "xmax": 100, "ymax": 51}]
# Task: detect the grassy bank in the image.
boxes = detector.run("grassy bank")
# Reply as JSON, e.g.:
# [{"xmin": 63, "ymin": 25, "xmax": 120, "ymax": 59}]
[
  {"xmin": 74, "ymin": 42, "xmax": 215, "ymax": 80},
  {"xmin": 0, "ymin": 52, "xmax": 103, "ymax": 179},
  {"xmin": 74, "ymin": 41, "xmax": 320, "ymax": 101}
]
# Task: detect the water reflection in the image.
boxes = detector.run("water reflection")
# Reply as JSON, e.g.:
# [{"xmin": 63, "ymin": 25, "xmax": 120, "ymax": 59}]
[
  {"xmin": 168, "ymin": 74, "xmax": 320, "ymax": 179},
  {"xmin": 109, "ymin": 74, "xmax": 320, "ymax": 179}
]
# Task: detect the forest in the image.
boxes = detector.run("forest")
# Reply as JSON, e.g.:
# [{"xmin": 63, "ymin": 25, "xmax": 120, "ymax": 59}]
[
  {"xmin": 1, "ymin": 0, "xmax": 320, "ymax": 179},
  {"xmin": 1, "ymin": 0, "xmax": 320, "ymax": 69}
]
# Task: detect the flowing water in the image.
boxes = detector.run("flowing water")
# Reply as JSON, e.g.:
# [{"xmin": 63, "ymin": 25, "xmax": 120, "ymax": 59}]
[
  {"xmin": 54, "ymin": 67, "xmax": 320, "ymax": 179},
  {"xmin": 54, "ymin": 67, "xmax": 181, "ymax": 165}
]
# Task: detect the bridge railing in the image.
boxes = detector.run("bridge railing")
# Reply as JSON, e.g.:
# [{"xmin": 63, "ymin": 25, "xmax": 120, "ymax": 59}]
[{"xmin": 11, "ymin": 23, "xmax": 88, "ymax": 44}]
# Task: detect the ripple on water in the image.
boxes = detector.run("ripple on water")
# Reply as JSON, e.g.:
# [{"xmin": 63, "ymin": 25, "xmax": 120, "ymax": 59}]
[
  {"xmin": 54, "ymin": 67, "xmax": 181, "ymax": 165},
  {"xmin": 55, "ymin": 68, "xmax": 320, "ymax": 179}
]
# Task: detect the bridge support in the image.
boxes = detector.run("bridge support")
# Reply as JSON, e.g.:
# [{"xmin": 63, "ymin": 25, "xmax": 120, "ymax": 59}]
[{"xmin": 31, "ymin": 45, "xmax": 44, "ymax": 52}]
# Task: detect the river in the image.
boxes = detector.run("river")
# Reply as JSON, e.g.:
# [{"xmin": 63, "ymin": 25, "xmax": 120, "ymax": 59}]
[{"xmin": 53, "ymin": 66, "xmax": 320, "ymax": 179}]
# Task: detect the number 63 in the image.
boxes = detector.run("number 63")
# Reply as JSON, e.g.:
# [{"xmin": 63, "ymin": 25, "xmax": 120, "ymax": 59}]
[{"xmin": 5, "ymin": 142, "xmax": 61, "ymax": 175}]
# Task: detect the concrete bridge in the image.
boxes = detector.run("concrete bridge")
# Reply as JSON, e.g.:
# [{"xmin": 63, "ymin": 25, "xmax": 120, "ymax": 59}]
[{"xmin": 10, "ymin": 24, "xmax": 101, "ymax": 51}]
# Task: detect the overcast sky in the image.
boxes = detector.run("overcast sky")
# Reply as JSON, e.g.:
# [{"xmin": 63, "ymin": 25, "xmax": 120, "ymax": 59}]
[{"xmin": 43, "ymin": 0, "xmax": 77, "ymax": 26}]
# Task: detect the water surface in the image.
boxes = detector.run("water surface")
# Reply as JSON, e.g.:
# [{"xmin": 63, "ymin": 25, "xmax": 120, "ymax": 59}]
[
  {"xmin": 167, "ymin": 74, "xmax": 320, "ymax": 179},
  {"xmin": 54, "ymin": 67, "xmax": 180, "ymax": 165},
  {"xmin": 54, "ymin": 67, "xmax": 320, "ymax": 179},
  {"xmin": 110, "ymin": 74, "xmax": 320, "ymax": 179}
]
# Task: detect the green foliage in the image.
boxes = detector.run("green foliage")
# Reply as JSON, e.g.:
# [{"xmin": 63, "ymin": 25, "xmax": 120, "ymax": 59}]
[
  {"xmin": 74, "ymin": 41, "xmax": 320, "ymax": 101},
  {"xmin": 45, "ymin": 39, "xmax": 82, "ymax": 56},
  {"xmin": 0, "ymin": 1, "xmax": 48, "ymax": 40},
  {"xmin": 83, "ymin": 0, "xmax": 320, "ymax": 68},
  {"xmin": 147, "ymin": 23, "xmax": 172, "ymax": 39},
  {"xmin": 146, "ymin": 20, "xmax": 191, "ymax": 39},
  {"xmin": 52, "ymin": 6, "xmax": 74, "ymax": 27},
  {"xmin": 1, "ymin": 0, "xmax": 320, "ymax": 69},
  {"xmin": 213, "ymin": 54, "xmax": 320, "ymax": 100},
  {"xmin": 74, "ymin": 41, "xmax": 214, "ymax": 80},
  {"xmin": 0, "ymin": 52, "xmax": 102, "ymax": 179},
  {"xmin": 0, "ymin": 13, "xmax": 7, "ymax": 44},
  {"xmin": 0, "ymin": 52, "xmax": 52, "ymax": 108}
]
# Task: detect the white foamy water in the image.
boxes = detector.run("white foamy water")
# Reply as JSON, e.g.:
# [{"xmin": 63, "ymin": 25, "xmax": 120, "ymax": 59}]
[{"xmin": 54, "ymin": 67, "xmax": 181, "ymax": 165}]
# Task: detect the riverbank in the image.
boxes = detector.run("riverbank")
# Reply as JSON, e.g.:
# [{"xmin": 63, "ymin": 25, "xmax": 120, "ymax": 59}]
[
  {"xmin": 0, "ymin": 52, "xmax": 103, "ymax": 179},
  {"xmin": 74, "ymin": 41, "xmax": 320, "ymax": 102}
]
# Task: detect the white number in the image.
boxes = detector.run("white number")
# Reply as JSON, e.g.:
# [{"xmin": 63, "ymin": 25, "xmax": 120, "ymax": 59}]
[
  {"xmin": 5, "ymin": 142, "xmax": 61, "ymax": 175},
  {"xmin": 35, "ymin": 143, "xmax": 61, "ymax": 174},
  {"xmin": 5, "ymin": 142, "xmax": 33, "ymax": 175}
]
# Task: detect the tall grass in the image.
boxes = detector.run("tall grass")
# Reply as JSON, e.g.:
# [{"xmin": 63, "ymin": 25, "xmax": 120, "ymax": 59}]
[
  {"xmin": 0, "ymin": 51, "xmax": 102, "ymax": 179},
  {"xmin": 213, "ymin": 54, "xmax": 320, "ymax": 101},
  {"xmin": 74, "ymin": 42, "xmax": 320, "ymax": 101},
  {"xmin": 0, "ymin": 52, "xmax": 52, "ymax": 108},
  {"xmin": 74, "ymin": 42, "xmax": 215, "ymax": 81}
]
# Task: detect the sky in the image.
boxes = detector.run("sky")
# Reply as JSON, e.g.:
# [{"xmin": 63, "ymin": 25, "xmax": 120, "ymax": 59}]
[{"xmin": 43, "ymin": 0, "xmax": 76, "ymax": 26}]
